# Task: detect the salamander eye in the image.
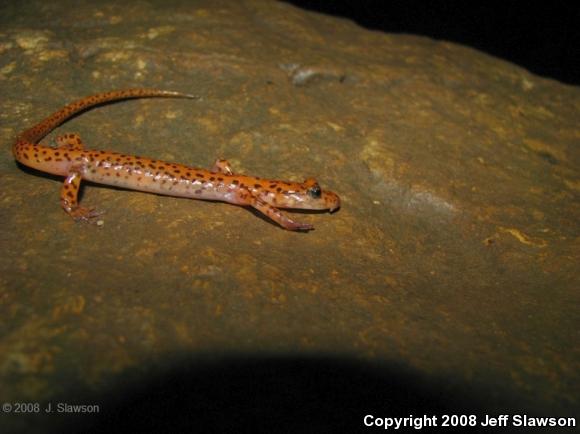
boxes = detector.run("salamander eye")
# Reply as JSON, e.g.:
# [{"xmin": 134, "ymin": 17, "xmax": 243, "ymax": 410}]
[{"xmin": 308, "ymin": 184, "xmax": 322, "ymax": 198}]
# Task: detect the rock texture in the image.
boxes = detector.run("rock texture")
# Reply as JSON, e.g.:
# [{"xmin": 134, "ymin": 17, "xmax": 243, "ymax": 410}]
[{"xmin": 1, "ymin": 0, "xmax": 578, "ymax": 431}]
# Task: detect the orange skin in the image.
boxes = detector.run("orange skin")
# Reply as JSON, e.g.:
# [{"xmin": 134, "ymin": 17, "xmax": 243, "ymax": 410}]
[{"xmin": 12, "ymin": 89, "xmax": 340, "ymax": 231}]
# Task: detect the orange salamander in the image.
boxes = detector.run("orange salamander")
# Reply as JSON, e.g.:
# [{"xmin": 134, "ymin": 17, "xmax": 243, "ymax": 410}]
[{"xmin": 12, "ymin": 89, "xmax": 340, "ymax": 231}]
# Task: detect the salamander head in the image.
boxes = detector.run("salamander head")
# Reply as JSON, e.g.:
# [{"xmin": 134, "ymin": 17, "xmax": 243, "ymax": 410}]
[{"xmin": 266, "ymin": 177, "xmax": 340, "ymax": 211}]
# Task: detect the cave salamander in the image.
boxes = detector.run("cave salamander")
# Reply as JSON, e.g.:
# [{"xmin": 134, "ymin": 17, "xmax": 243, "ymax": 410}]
[{"xmin": 12, "ymin": 89, "xmax": 340, "ymax": 231}]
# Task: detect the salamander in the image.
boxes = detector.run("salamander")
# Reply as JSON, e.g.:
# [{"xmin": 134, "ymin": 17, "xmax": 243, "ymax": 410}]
[{"xmin": 12, "ymin": 89, "xmax": 340, "ymax": 231}]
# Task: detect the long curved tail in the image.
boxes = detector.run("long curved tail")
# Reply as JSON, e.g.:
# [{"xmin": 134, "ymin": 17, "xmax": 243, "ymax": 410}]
[{"xmin": 15, "ymin": 88, "xmax": 199, "ymax": 145}]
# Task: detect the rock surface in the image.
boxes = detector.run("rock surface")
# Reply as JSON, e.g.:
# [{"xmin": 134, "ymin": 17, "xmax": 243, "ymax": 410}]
[{"xmin": 1, "ymin": 0, "xmax": 578, "ymax": 431}]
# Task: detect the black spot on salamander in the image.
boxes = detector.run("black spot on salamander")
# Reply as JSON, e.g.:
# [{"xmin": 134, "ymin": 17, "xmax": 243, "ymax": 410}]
[
  {"xmin": 254, "ymin": 184, "xmax": 261, "ymax": 189},
  {"xmin": 196, "ymin": 173, "xmax": 205, "ymax": 178}
]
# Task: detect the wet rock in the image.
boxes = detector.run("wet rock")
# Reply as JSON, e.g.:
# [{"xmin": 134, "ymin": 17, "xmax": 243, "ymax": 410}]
[{"xmin": 0, "ymin": 0, "xmax": 578, "ymax": 431}]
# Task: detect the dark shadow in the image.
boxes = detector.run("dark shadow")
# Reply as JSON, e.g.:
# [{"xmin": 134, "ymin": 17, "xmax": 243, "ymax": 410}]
[
  {"xmin": 14, "ymin": 161, "xmax": 63, "ymax": 182},
  {"xmin": 283, "ymin": 1, "xmax": 580, "ymax": 86},
  {"xmin": 33, "ymin": 354, "xmax": 534, "ymax": 434}
]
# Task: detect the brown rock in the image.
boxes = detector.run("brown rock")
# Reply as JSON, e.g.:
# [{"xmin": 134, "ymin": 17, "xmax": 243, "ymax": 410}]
[{"xmin": 0, "ymin": 0, "xmax": 578, "ymax": 431}]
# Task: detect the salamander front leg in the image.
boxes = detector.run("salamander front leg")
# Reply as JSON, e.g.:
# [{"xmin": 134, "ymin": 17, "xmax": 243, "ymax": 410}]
[
  {"xmin": 234, "ymin": 189, "xmax": 313, "ymax": 231},
  {"xmin": 253, "ymin": 198, "xmax": 314, "ymax": 231},
  {"xmin": 60, "ymin": 168, "xmax": 102, "ymax": 222},
  {"xmin": 210, "ymin": 158, "xmax": 234, "ymax": 175}
]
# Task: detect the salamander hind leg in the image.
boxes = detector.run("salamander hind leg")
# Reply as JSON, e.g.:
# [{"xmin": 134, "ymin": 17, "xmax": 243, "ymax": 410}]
[
  {"xmin": 55, "ymin": 133, "xmax": 85, "ymax": 150},
  {"xmin": 210, "ymin": 158, "xmax": 234, "ymax": 175},
  {"xmin": 60, "ymin": 168, "xmax": 103, "ymax": 222}
]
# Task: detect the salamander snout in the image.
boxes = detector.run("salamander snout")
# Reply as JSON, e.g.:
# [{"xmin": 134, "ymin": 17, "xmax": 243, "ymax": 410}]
[{"xmin": 326, "ymin": 190, "xmax": 341, "ymax": 212}]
